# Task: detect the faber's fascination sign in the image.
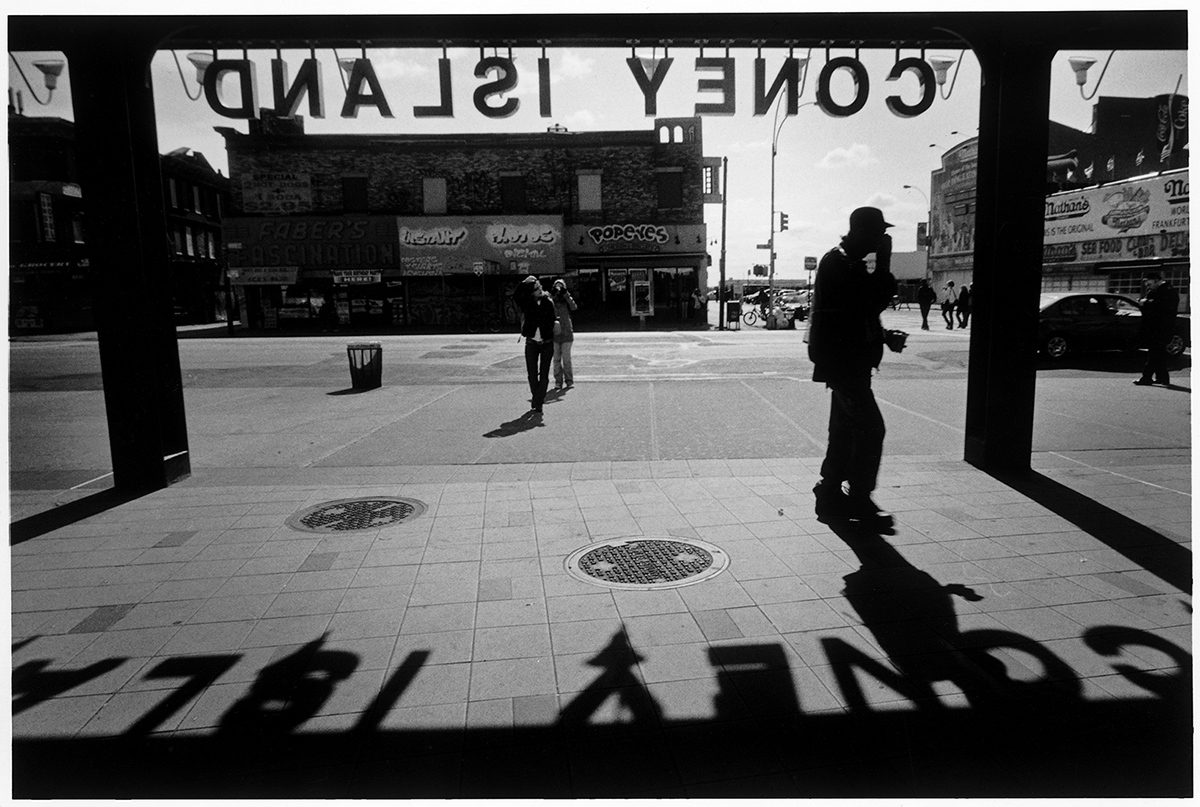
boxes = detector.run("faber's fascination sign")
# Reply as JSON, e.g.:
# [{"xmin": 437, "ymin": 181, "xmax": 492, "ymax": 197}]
[{"xmin": 200, "ymin": 53, "xmax": 940, "ymax": 121}]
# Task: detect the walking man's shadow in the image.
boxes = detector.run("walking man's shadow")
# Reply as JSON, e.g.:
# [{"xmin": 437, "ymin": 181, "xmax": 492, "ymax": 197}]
[
  {"xmin": 821, "ymin": 517, "xmax": 1080, "ymax": 709},
  {"xmin": 483, "ymin": 410, "xmax": 544, "ymax": 438}
]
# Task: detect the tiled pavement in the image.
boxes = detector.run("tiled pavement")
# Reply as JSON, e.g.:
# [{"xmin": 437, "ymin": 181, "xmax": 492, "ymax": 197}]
[{"xmin": 10, "ymin": 451, "xmax": 1192, "ymax": 797}]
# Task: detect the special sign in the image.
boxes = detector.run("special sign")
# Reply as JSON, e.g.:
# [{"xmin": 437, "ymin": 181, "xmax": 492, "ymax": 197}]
[{"xmin": 201, "ymin": 54, "xmax": 939, "ymax": 121}]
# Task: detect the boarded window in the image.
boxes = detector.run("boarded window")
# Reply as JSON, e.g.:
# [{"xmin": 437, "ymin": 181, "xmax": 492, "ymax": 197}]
[
  {"xmin": 343, "ymin": 176, "xmax": 369, "ymax": 212},
  {"xmin": 423, "ymin": 177, "xmax": 447, "ymax": 214},
  {"xmin": 656, "ymin": 171, "xmax": 683, "ymax": 209},
  {"xmin": 577, "ymin": 173, "xmax": 601, "ymax": 211},
  {"xmin": 501, "ymin": 174, "xmax": 527, "ymax": 213}
]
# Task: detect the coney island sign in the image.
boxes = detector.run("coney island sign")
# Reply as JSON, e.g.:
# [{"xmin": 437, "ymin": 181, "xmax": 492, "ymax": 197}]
[{"xmin": 200, "ymin": 53, "xmax": 942, "ymax": 121}]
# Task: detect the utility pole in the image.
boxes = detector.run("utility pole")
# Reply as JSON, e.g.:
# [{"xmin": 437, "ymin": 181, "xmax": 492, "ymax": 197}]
[{"xmin": 719, "ymin": 156, "xmax": 728, "ymax": 330}]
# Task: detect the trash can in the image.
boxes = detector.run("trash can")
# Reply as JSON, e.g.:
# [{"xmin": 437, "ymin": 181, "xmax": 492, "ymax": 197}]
[
  {"xmin": 346, "ymin": 342, "xmax": 383, "ymax": 390},
  {"xmin": 726, "ymin": 302, "xmax": 742, "ymax": 330}
]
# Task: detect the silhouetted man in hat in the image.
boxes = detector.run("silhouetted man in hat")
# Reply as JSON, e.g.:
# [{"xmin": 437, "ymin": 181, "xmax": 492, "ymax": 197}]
[
  {"xmin": 1134, "ymin": 271, "xmax": 1179, "ymax": 387},
  {"xmin": 807, "ymin": 207, "xmax": 898, "ymax": 524}
]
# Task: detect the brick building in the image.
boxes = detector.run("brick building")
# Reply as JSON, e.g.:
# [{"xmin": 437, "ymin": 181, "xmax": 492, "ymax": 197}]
[
  {"xmin": 217, "ymin": 115, "xmax": 712, "ymax": 331},
  {"xmin": 8, "ymin": 112, "xmax": 91, "ymax": 334},
  {"xmin": 160, "ymin": 147, "xmax": 231, "ymax": 324}
]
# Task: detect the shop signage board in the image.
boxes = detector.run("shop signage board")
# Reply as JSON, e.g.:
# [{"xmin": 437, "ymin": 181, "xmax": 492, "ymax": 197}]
[
  {"xmin": 241, "ymin": 172, "xmax": 313, "ymax": 213},
  {"xmin": 567, "ymin": 224, "xmax": 707, "ymax": 255},
  {"xmin": 228, "ymin": 266, "xmax": 300, "ymax": 285},
  {"xmin": 1042, "ymin": 169, "xmax": 1189, "ymax": 266},
  {"xmin": 224, "ymin": 216, "xmax": 398, "ymax": 271},
  {"xmin": 332, "ymin": 269, "xmax": 382, "ymax": 284},
  {"xmin": 396, "ymin": 215, "xmax": 564, "ymax": 276}
]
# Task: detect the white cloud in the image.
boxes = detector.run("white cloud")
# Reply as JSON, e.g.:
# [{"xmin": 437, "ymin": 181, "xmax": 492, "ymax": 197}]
[
  {"xmin": 562, "ymin": 109, "xmax": 600, "ymax": 131},
  {"xmin": 724, "ymin": 139, "xmax": 771, "ymax": 154},
  {"xmin": 555, "ymin": 49, "xmax": 596, "ymax": 81},
  {"xmin": 369, "ymin": 49, "xmax": 431, "ymax": 81},
  {"xmin": 817, "ymin": 143, "xmax": 878, "ymax": 169}
]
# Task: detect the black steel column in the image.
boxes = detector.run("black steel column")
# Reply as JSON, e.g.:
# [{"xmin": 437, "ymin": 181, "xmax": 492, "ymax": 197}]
[
  {"xmin": 963, "ymin": 42, "xmax": 1055, "ymax": 474},
  {"xmin": 67, "ymin": 40, "xmax": 191, "ymax": 492}
]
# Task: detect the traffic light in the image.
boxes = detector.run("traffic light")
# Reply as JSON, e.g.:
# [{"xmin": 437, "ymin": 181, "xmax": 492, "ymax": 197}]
[{"xmin": 779, "ymin": 212, "xmax": 789, "ymax": 232}]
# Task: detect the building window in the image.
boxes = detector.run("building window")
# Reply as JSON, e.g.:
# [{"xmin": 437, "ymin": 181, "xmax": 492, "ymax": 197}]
[
  {"xmin": 72, "ymin": 216, "xmax": 85, "ymax": 244},
  {"xmin": 38, "ymin": 193, "xmax": 56, "ymax": 242},
  {"xmin": 577, "ymin": 173, "xmax": 602, "ymax": 211},
  {"xmin": 343, "ymin": 176, "xmax": 369, "ymax": 212},
  {"xmin": 423, "ymin": 177, "xmax": 447, "ymax": 214},
  {"xmin": 655, "ymin": 169, "xmax": 684, "ymax": 209},
  {"xmin": 168, "ymin": 177, "xmax": 178, "ymax": 209},
  {"xmin": 193, "ymin": 186, "xmax": 203, "ymax": 213},
  {"xmin": 500, "ymin": 174, "xmax": 527, "ymax": 213},
  {"xmin": 185, "ymin": 225, "xmax": 195, "ymax": 256},
  {"xmin": 173, "ymin": 226, "xmax": 185, "ymax": 254},
  {"xmin": 207, "ymin": 229, "xmax": 217, "ymax": 259}
]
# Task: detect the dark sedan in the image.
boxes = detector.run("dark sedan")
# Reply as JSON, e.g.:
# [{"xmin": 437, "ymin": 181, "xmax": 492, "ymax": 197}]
[{"xmin": 1038, "ymin": 292, "xmax": 1189, "ymax": 359}]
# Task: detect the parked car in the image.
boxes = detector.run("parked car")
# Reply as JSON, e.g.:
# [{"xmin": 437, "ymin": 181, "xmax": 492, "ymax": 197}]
[
  {"xmin": 776, "ymin": 290, "xmax": 810, "ymax": 321},
  {"xmin": 1038, "ymin": 292, "xmax": 1189, "ymax": 359}
]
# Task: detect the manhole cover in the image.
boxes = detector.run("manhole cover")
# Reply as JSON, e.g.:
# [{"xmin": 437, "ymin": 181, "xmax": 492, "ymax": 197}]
[
  {"xmin": 286, "ymin": 497, "xmax": 427, "ymax": 533},
  {"xmin": 564, "ymin": 537, "xmax": 729, "ymax": 590}
]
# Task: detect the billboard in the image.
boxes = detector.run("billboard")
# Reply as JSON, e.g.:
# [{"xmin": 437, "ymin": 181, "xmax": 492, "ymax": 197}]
[
  {"xmin": 397, "ymin": 215, "xmax": 564, "ymax": 276},
  {"xmin": 1043, "ymin": 169, "xmax": 1189, "ymax": 266}
]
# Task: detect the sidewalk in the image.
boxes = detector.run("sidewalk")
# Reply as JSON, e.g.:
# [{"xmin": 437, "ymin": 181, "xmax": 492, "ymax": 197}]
[{"xmin": 10, "ymin": 442, "xmax": 1192, "ymax": 796}]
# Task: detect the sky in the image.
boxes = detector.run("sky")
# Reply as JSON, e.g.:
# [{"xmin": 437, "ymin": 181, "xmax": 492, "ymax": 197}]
[{"xmin": 7, "ymin": 9, "xmax": 1190, "ymax": 284}]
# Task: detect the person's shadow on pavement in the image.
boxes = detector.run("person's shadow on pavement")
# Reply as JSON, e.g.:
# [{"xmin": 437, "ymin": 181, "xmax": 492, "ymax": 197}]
[
  {"xmin": 483, "ymin": 410, "xmax": 545, "ymax": 438},
  {"xmin": 822, "ymin": 518, "xmax": 1081, "ymax": 709}
]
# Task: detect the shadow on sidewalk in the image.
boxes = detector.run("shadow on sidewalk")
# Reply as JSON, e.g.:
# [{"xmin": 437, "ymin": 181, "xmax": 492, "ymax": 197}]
[
  {"xmin": 10, "ymin": 487, "xmax": 144, "ymax": 546},
  {"xmin": 988, "ymin": 470, "xmax": 1192, "ymax": 595},
  {"xmin": 484, "ymin": 410, "xmax": 545, "ymax": 438}
]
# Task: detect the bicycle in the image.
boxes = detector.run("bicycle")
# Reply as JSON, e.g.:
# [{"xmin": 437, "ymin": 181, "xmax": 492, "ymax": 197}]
[{"xmin": 742, "ymin": 304, "xmax": 769, "ymax": 327}]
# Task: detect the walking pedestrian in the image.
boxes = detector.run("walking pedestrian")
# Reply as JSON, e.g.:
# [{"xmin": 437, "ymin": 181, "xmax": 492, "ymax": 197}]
[
  {"xmin": 690, "ymin": 288, "xmax": 705, "ymax": 322},
  {"xmin": 807, "ymin": 206, "xmax": 898, "ymax": 524},
  {"xmin": 1134, "ymin": 271, "xmax": 1179, "ymax": 386},
  {"xmin": 956, "ymin": 283, "xmax": 972, "ymax": 328},
  {"xmin": 550, "ymin": 279, "xmax": 577, "ymax": 390},
  {"xmin": 513, "ymin": 275, "xmax": 558, "ymax": 414},
  {"xmin": 916, "ymin": 279, "xmax": 936, "ymax": 330},
  {"xmin": 941, "ymin": 280, "xmax": 958, "ymax": 329}
]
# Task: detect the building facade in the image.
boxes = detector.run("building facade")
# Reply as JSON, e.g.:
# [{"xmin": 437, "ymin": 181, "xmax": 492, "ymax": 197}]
[
  {"xmin": 160, "ymin": 147, "xmax": 231, "ymax": 324},
  {"xmin": 925, "ymin": 94, "xmax": 1190, "ymax": 310},
  {"xmin": 217, "ymin": 115, "xmax": 711, "ymax": 331},
  {"xmin": 9, "ymin": 111, "xmax": 230, "ymax": 333},
  {"xmin": 8, "ymin": 112, "xmax": 92, "ymax": 334}
]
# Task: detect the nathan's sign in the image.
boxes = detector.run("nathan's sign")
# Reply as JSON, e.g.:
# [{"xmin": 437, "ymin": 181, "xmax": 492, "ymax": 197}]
[
  {"xmin": 1042, "ymin": 169, "xmax": 1189, "ymax": 266},
  {"xmin": 202, "ymin": 54, "xmax": 939, "ymax": 121}
]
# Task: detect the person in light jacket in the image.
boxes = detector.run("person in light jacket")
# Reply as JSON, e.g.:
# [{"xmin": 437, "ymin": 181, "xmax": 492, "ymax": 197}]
[
  {"xmin": 941, "ymin": 280, "xmax": 958, "ymax": 329},
  {"xmin": 550, "ymin": 279, "xmax": 578, "ymax": 390},
  {"xmin": 513, "ymin": 275, "xmax": 558, "ymax": 414}
]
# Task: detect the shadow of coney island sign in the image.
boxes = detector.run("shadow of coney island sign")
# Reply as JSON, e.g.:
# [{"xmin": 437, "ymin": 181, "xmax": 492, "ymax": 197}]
[{"xmin": 11, "ymin": 615, "xmax": 1191, "ymax": 796}]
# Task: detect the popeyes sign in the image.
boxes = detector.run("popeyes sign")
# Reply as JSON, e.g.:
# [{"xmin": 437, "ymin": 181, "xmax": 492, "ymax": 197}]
[{"xmin": 200, "ymin": 53, "xmax": 940, "ymax": 121}]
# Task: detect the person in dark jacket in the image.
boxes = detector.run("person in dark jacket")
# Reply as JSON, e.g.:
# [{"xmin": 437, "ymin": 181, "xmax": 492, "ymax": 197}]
[
  {"xmin": 916, "ymin": 279, "xmax": 937, "ymax": 330},
  {"xmin": 1134, "ymin": 271, "xmax": 1179, "ymax": 386},
  {"xmin": 956, "ymin": 283, "xmax": 972, "ymax": 328},
  {"xmin": 513, "ymin": 275, "xmax": 559, "ymax": 414},
  {"xmin": 807, "ymin": 207, "xmax": 897, "ymax": 524}
]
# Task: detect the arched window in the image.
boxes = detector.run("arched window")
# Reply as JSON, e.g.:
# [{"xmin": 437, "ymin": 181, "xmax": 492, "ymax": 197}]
[
  {"xmin": 658, "ymin": 126, "xmax": 670, "ymax": 144},
  {"xmin": 673, "ymin": 125, "xmax": 684, "ymax": 142}
]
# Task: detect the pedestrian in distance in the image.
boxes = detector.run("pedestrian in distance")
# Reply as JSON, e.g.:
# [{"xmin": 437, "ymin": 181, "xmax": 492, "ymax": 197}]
[
  {"xmin": 550, "ymin": 279, "xmax": 578, "ymax": 390},
  {"xmin": 1134, "ymin": 271, "xmax": 1179, "ymax": 387},
  {"xmin": 690, "ymin": 288, "xmax": 705, "ymax": 321},
  {"xmin": 941, "ymin": 280, "xmax": 958, "ymax": 329},
  {"xmin": 956, "ymin": 282, "xmax": 972, "ymax": 328},
  {"xmin": 807, "ymin": 206, "xmax": 898, "ymax": 525},
  {"xmin": 513, "ymin": 275, "xmax": 559, "ymax": 414},
  {"xmin": 916, "ymin": 278, "xmax": 937, "ymax": 330}
]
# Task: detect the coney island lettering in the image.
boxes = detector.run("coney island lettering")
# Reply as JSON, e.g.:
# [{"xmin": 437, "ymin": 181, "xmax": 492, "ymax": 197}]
[
  {"xmin": 203, "ymin": 54, "xmax": 940, "ymax": 121},
  {"xmin": 588, "ymin": 224, "xmax": 671, "ymax": 245}
]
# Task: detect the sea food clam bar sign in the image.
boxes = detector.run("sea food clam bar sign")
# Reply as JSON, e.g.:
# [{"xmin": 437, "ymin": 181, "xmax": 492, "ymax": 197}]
[
  {"xmin": 397, "ymin": 216, "xmax": 564, "ymax": 275},
  {"xmin": 1043, "ymin": 170, "xmax": 1189, "ymax": 267}
]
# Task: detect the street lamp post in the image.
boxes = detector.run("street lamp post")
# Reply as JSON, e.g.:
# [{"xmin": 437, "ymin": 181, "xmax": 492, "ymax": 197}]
[
  {"xmin": 902, "ymin": 184, "xmax": 931, "ymax": 273},
  {"xmin": 769, "ymin": 98, "xmax": 817, "ymax": 295}
]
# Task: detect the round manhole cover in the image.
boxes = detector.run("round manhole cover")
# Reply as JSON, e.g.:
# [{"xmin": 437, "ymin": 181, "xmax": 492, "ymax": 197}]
[
  {"xmin": 286, "ymin": 497, "xmax": 427, "ymax": 533},
  {"xmin": 564, "ymin": 537, "xmax": 729, "ymax": 590}
]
